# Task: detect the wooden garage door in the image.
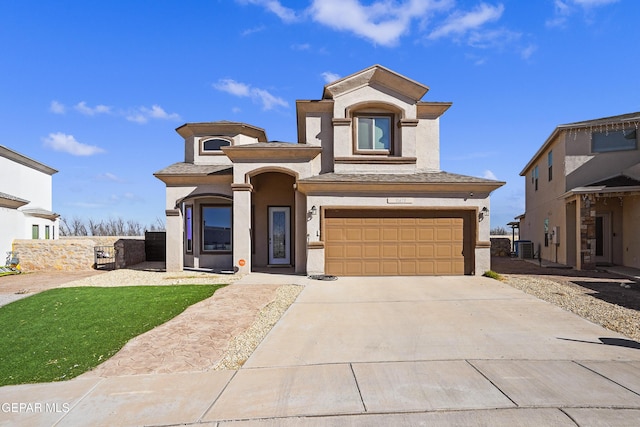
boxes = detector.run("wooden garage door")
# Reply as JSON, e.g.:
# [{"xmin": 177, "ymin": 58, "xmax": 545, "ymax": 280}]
[{"xmin": 325, "ymin": 214, "xmax": 464, "ymax": 276}]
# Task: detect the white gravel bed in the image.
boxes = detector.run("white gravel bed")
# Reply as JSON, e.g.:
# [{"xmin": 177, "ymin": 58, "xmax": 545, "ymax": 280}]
[
  {"xmin": 502, "ymin": 274, "xmax": 640, "ymax": 342},
  {"xmin": 214, "ymin": 284, "xmax": 303, "ymax": 370}
]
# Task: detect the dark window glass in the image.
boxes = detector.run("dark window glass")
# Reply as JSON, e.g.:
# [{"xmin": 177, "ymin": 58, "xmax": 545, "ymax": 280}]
[
  {"xmin": 203, "ymin": 138, "xmax": 230, "ymax": 151},
  {"xmin": 202, "ymin": 206, "xmax": 231, "ymax": 251}
]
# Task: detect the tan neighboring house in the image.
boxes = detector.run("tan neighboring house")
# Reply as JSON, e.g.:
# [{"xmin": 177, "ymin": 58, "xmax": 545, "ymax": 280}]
[
  {"xmin": 155, "ymin": 65, "xmax": 504, "ymax": 276},
  {"xmin": 519, "ymin": 112, "xmax": 640, "ymax": 270},
  {"xmin": 0, "ymin": 145, "xmax": 60, "ymax": 256}
]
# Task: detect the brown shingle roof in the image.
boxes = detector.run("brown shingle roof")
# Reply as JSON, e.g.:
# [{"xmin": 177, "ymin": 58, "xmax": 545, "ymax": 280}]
[
  {"xmin": 299, "ymin": 171, "xmax": 502, "ymax": 184},
  {"xmin": 153, "ymin": 163, "xmax": 232, "ymax": 176}
]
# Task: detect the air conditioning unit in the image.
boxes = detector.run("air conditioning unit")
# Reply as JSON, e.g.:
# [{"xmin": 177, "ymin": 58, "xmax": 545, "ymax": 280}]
[{"xmin": 518, "ymin": 241, "xmax": 534, "ymax": 259}]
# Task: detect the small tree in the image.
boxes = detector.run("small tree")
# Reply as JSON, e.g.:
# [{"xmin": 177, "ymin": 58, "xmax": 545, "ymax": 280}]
[{"xmin": 490, "ymin": 226, "xmax": 508, "ymax": 235}]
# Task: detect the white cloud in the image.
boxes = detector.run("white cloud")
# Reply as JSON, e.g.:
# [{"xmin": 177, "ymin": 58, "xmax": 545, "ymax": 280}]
[
  {"xmin": 291, "ymin": 43, "xmax": 311, "ymax": 51},
  {"xmin": 241, "ymin": 25, "xmax": 266, "ymax": 36},
  {"xmin": 547, "ymin": 0, "xmax": 619, "ymax": 27},
  {"xmin": 214, "ymin": 79, "xmax": 251, "ymax": 97},
  {"xmin": 483, "ymin": 169, "xmax": 498, "ymax": 180},
  {"xmin": 309, "ymin": 0, "xmax": 454, "ymax": 46},
  {"xmin": 74, "ymin": 101, "xmax": 111, "ymax": 116},
  {"xmin": 126, "ymin": 105, "xmax": 181, "ymax": 124},
  {"xmin": 428, "ymin": 3, "xmax": 505, "ymax": 40},
  {"xmin": 97, "ymin": 172, "xmax": 124, "ymax": 182},
  {"xmin": 237, "ymin": 0, "xmax": 298, "ymax": 23},
  {"xmin": 573, "ymin": 0, "xmax": 618, "ymax": 6},
  {"xmin": 321, "ymin": 71, "xmax": 341, "ymax": 84},
  {"xmin": 50, "ymin": 100, "xmax": 65, "ymax": 114},
  {"xmin": 213, "ymin": 79, "xmax": 289, "ymax": 110},
  {"xmin": 42, "ymin": 132, "xmax": 105, "ymax": 156},
  {"xmin": 520, "ymin": 44, "xmax": 537, "ymax": 60}
]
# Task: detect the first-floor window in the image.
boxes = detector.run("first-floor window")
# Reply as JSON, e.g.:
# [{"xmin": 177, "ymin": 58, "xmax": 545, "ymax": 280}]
[
  {"xmin": 32, "ymin": 225, "xmax": 39, "ymax": 239},
  {"xmin": 185, "ymin": 205, "xmax": 193, "ymax": 253},
  {"xmin": 202, "ymin": 206, "xmax": 232, "ymax": 252},
  {"xmin": 45, "ymin": 225, "xmax": 50, "ymax": 239}
]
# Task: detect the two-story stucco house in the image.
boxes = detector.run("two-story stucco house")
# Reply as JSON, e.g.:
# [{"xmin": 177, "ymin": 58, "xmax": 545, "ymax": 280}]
[
  {"xmin": 519, "ymin": 112, "xmax": 640, "ymax": 270},
  {"xmin": 0, "ymin": 145, "xmax": 60, "ymax": 257},
  {"xmin": 155, "ymin": 65, "xmax": 504, "ymax": 276}
]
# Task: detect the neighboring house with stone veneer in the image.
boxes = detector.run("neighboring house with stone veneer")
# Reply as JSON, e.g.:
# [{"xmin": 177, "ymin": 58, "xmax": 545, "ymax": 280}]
[
  {"xmin": 155, "ymin": 65, "xmax": 504, "ymax": 276},
  {"xmin": 0, "ymin": 145, "xmax": 59, "ymax": 257},
  {"xmin": 519, "ymin": 112, "xmax": 640, "ymax": 270}
]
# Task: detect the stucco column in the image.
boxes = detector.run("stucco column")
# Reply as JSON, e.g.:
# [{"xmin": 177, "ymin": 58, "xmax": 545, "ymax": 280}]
[
  {"xmin": 232, "ymin": 183, "xmax": 252, "ymax": 274},
  {"xmin": 165, "ymin": 209, "xmax": 183, "ymax": 272},
  {"xmin": 294, "ymin": 189, "xmax": 307, "ymax": 274}
]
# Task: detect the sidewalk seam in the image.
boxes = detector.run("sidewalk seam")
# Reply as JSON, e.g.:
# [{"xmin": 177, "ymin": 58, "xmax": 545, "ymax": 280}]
[{"xmin": 349, "ymin": 363, "xmax": 368, "ymax": 413}]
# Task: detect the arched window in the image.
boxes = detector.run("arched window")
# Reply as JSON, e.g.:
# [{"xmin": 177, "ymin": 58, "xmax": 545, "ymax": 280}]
[
  {"xmin": 202, "ymin": 138, "xmax": 231, "ymax": 152},
  {"xmin": 349, "ymin": 103, "xmax": 401, "ymax": 155}
]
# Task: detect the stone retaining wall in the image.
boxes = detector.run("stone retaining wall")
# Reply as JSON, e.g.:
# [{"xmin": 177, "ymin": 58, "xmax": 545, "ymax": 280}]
[
  {"xmin": 12, "ymin": 236, "xmax": 145, "ymax": 271},
  {"xmin": 490, "ymin": 237, "xmax": 513, "ymax": 257}
]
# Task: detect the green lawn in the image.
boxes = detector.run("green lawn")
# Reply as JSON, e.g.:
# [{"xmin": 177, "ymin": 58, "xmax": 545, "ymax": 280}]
[{"xmin": 0, "ymin": 285, "xmax": 224, "ymax": 386}]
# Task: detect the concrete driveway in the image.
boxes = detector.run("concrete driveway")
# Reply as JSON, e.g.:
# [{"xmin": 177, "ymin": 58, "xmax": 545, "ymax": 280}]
[{"xmin": 2, "ymin": 275, "xmax": 640, "ymax": 426}]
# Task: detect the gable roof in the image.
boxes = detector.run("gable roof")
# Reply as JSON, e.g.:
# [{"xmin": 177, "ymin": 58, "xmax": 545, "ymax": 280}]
[
  {"xmin": 520, "ymin": 111, "xmax": 640, "ymax": 176},
  {"xmin": 322, "ymin": 64, "xmax": 429, "ymax": 102}
]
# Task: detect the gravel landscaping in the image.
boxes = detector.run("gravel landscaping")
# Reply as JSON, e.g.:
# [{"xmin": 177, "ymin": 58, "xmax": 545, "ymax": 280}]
[{"xmin": 492, "ymin": 257, "xmax": 640, "ymax": 342}]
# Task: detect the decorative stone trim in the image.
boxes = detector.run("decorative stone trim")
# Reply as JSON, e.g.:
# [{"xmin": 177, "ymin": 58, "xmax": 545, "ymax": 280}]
[{"xmin": 308, "ymin": 241, "xmax": 325, "ymax": 249}]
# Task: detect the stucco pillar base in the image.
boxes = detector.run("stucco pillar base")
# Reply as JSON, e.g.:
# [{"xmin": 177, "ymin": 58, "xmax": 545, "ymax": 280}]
[
  {"xmin": 307, "ymin": 241, "xmax": 325, "ymax": 275},
  {"xmin": 165, "ymin": 209, "xmax": 183, "ymax": 272},
  {"xmin": 232, "ymin": 184, "xmax": 252, "ymax": 274}
]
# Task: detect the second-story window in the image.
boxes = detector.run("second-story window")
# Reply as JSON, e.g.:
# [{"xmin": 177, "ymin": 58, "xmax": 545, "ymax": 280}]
[
  {"xmin": 532, "ymin": 165, "xmax": 539, "ymax": 191},
  {"xmin": 201, "ymin": 138, "xmax": 231, "ymax": 153},
  {"xmin": 548, "ymin": 150, "xmax": 553, "ymax": 181},
  {"xmin": 355, "ymin": 114, "xmax": 392, "ymax": 153}
]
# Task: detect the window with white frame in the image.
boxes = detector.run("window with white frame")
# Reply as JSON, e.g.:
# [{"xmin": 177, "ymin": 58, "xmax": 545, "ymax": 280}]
[
  {"xmin": 355, "ymin": 114, "xmax": 392, "ymax": 153},
  {"xmin": 201, "ymin": 138, "xmax": 231, "ymax": 153}
]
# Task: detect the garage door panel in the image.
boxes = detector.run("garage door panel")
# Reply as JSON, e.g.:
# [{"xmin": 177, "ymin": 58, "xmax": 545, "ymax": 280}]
[
  {"xmin": 363, "ymin": 245, "xmax": 381, "ymax": 258},
  {"xmin": 362, "ymin": 228, "xmax": 381, "ymax": 241},
  {"xmin": 399, "ymin": 245, "xmax": 416, "ymax": 258},
  {"xmin": 345, "ymin": 245, "xmax": 362, "ymax": 258},
  {"xmin": 399, "ymin": 228, "xmax": 416, "ymax": 241},
  {"xmin": 345, "ymin": 228, "xmax": 362, "ymax": 241},
  {"xmin": 382, "ymin": 229, "xmax": 398, "ymax": 241},
  {"xmin": 325, "ymin": 211, "xmax": 466, "ymax": 276}
]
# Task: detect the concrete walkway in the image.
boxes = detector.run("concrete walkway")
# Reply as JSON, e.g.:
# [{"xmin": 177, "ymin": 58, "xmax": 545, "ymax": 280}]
[{"xmin": 2, "ymin": 275, "xmax": 640, "ymax": 426}]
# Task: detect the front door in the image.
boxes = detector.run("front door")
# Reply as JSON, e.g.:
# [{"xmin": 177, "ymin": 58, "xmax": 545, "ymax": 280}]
[
  {"xmin": 268, "ymin": 206, "xmax": 291, "ymax": 265},
  {"xmin": 595, "ymin": 213, "xmax": 612, "ymax": 265}
]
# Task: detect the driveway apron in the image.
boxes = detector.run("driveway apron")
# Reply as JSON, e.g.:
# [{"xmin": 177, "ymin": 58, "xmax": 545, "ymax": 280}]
[{"xmin": 3, "ymin": 275, "xmax": 640, "ymax": 426}]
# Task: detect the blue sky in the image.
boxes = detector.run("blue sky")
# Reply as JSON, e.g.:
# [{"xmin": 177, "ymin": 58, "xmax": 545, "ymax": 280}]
[{"xmin": 2, "ymin": 0, "xmax": 639, "ymax": 230}]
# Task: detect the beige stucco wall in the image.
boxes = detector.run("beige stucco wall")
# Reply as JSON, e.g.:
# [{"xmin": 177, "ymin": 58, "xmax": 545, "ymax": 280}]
[
  {"xmin": 565, "ymin": 130, "xmax": 640, "ymax": 191},
  {"xmin": 521, "ymin": 134, "xmax": 568, "ymax": 264}
]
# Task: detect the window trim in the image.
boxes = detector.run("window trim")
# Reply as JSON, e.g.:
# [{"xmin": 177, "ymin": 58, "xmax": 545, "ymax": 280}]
[
  {"xmin": 185, "ymin": 204, "xmax": 193, "ymax": 253},
  {"xmin": 352, "ymin": 112, "xmax": 395, "ymax": 155},
  {"xmin": 201, "ymin": 204, "xmax": 232, "ymax": 253},
  {"xmin": 199, "ymin": 137, "xmax": 232, "ymax": 156}
]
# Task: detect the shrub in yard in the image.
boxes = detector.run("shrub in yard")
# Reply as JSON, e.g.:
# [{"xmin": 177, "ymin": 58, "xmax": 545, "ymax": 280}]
[{"xmin": 482, "ymin": 270, "xmax": 503, "ymax": 281}]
